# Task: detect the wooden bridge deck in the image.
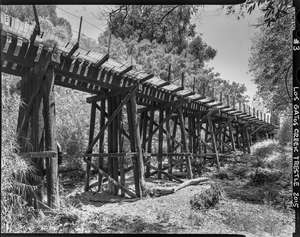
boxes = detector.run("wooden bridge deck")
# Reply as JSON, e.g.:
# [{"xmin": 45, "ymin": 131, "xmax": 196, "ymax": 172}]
[{"xmin": 1, "ymin": 12, "xmax": 276, "ymax": 129}]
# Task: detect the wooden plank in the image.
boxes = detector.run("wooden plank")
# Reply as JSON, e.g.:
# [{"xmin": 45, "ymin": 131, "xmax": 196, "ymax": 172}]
[
  {"xmin": 157, "ymin": 81, "xmax": 170, "ymax": 88},
  {"xmin": 171, "ymin": 86, "xmax": 184, "ymax": 93},
  {"xmin": 150, "ymin": 153, "xmax": 192, "ymax": 157},
  {"xmin": 119, "ymin": 65, "xmax": 133, "ymax": 76},
  {"xmin": 95, "ymin": 53, "xmax": 109, "ymax": 67},
  {"xmin": 21, "ymin": 151, "xmax": 56, "ymax": 158},
  {"xmin": 84, "ymin": 152, "xmax": 137, "ymax": 157},
  {"xmin": 140, "ymin": 74, "xmax": 154, "ymax": 83}
]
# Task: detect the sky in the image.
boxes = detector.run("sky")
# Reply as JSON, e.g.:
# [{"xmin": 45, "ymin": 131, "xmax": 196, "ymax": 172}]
[{"xmin": 56, "ymin": 5, "xmax": 261, "ymax": 100}]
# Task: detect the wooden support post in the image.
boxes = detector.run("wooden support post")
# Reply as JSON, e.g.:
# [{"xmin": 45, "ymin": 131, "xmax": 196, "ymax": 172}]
[
  {"xmin": 127, "ymin": 93, "xmax": 145, "ymax": 197},
  {"xmin": 30, "ymin": 86, "xmax": 44, "ymax": 208},
  {"xmin": 196, "ymin": 117, "xmax": 202, "ymax": 154},
  {"xmin": 85, "ymin": 101, "xmax": 96, "ymax": 192},
  {"xmin": 228, "ymin": 120, "xmax": 236, "ymax": 151},
  {"xmin": 240, "ymin": 125, "xmax": 247, "ymax": 153},
  {"xmin": 208, "ymin": 117, "xmax": 220, "ymax": 171},
  {"xmin": 235, "ymin": 125, "xmax": 241, "ymax": 149},
  {"xmin": 107, "ymin": 96, "xmax": 119, "ymax": 194},
  {"xmin": 17, "ymin": 51, "xmax": 59, "ymax": 208},
  {"xmin": 244, "ymin": 126, "xmax": 251, "ymax": 153},
  {"xmin": 112, "ymin": 96, "xmax": 120, "ymax": 195},
  {"xmin": 43, "ymin": 67, "xmax": 59, "ymax": 208},
  {"xmin": 178, "ymin": 107, "xmax": 193, "ymax": 179},
  {"xmin": 204, "ymin": 122, "xmax": 208, "ymax": 155},
  {"xmin": 141, "ymin": 111, "xmax": 148, "ymax": 151},
  {"xmin": 119, "ymin": 104, "xmax": 125, "ymax": 197},
  {"xmin": 146, "ymin": 110, "xmax": 154, "ymax": 178},
  {"xmin": 158, "ymin": 109, "xmax": 164, "ymax": 179},
  {"xmin": 188, "ymin": 117, "xmax": 194, "ymax": 154},
  {"xmin": 166, "ymin": 108, "xmax": 172, "ymax": 176},
  {"xmin": 98, "ymin": 98, "xmax": 105, "ymax": 191},
  {"xmin": 171, "ymin": 116, "xmax": 178, "ymax": 152},
  {"xmin": 139, "ymin": 111, "xmax": 145, "ymax": 140}
]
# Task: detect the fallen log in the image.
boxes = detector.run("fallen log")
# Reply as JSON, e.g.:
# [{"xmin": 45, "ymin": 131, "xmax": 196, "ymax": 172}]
[
  {"xmin": 174, "ymin": 177, "xmax": 209, "ymax": 192},
  {"xmin": 144, "ymin": 177, "xmax": 209, "ymax": 197}
]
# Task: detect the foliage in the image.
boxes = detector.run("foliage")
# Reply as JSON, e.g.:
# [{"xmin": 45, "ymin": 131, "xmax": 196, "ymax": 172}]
[
  {"xmin": 225, "ymin": 0, "xmax": 293, "ymax": 26},
  {"xmin": 3, "ymin": 5, "xmax": 72, "ymax": 40},
  {"xmin": 278, "ymin": 115, "xmax": 293, "ymax": 146},
  {"xmin": 251, "ymin": 139, "xmax": 280, "ymax": 160},
  {"xmin": 188, "ymin": 36, "xmax": 216, "ymax": 63},
  {"xmin": 249, "ymin": 12, "xmax": 293, "ymax": 114},
  {"xmin": 219, "ymin": 139, "xmax": 292, "ymax": 209},
  {"xmin": 190, "ymin": 183, "xmax": 223, "ymax": 210},
  {"xmin": 55, "ymin": 87, "xmax": 90, "ymax": 157},
  {"xmin": 225, "ymin": 0, "xmax": 293, "ymax": 115},
  {"xmin": 1, "ymin": 75, "xmax": 36, "ymax": 233},
  {"xmin": 99, "ymin": 5, "xmax": 249, "ymax": 102},
  {"xmin": 38, "ymin": 16, "xmax": 73, "ymax": 44},
  {"xmin": 95, "ymin": 35, "xmax": 248, "ymax": 102},
  {"xmin": 108, "ymin": 5, "xmax": 198, "ymax": 54}
]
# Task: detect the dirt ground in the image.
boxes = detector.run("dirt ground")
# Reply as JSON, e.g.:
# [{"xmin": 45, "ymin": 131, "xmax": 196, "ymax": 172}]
[{"xmin": 57, "ymin": 174, "xmax": 294, "ymax": 236}]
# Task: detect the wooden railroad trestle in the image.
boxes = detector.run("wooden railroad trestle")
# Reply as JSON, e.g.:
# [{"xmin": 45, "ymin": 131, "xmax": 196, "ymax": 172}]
[{"xmin": 0, "ymin": 11, "xmax": 277, "ymax": 208}]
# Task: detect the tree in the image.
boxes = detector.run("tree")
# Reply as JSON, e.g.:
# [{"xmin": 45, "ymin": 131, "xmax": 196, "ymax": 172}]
[
  {"xmin": 225, "ymin": 0, "xmax": 293, "ymax": 116},
  {"xmin": 3, "ymin": 5, "xmax": 72, "ymax": 41},
  {"xmin": 225, "ymin": 0, "xmax": 293, "ymax": 26},
  {"xmin": 107, "ymin": 5, "xmax": 198, "ymax": 54},
  {"xmin": 188, "ymin": 36, "xmax": 217, "ymax": 66},
  {"xmin": 248, "ymin": 5, "xmax": 293, "ymax": 115}
]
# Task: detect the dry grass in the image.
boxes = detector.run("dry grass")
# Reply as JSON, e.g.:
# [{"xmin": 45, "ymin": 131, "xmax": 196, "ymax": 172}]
[{"xmin": 20, "ymin": 177, "xmax": 294, "ymax": 236}]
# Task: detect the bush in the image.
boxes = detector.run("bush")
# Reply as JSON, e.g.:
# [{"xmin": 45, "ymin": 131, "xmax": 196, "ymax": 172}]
[
  {"xmin": 215, "ymin": 168, "xmax": 230, "ymax": 180},
  {"xmin": 278, "ymin": 116, "xmax": 292, "ymax": 146},
  {"xmin": 249, "ymin": 168, "xmax": 282, "ymax": 186},
  {"xmin": 190, "ymin": 183, "xmax": 223, "ymax": 210},
  {"xmin": 1, "ymin": 75, "xmax": 36, "ymax": 232},
  {"xmin": 251, "ymin": 139, "xmax": 279, "ymax": 160}
]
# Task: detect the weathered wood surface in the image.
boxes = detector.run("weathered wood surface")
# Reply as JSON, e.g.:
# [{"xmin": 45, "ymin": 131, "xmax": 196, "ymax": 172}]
[
  {"xmin": 145, "ymin": 177, "xmax": 209, "ymax": 197},
  {"xmin": 21, "ymin": 151, "xmax": 56, "ymax": 158}
]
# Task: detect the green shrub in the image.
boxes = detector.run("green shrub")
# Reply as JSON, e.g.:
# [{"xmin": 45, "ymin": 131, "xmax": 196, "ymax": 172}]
[{"xmin": 190, "ymin": 183, "xmax": 223, "ymax": 210}]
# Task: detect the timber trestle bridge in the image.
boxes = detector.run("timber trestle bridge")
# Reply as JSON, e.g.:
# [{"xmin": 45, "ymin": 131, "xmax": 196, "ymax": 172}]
[{"xmin": 1, "ymin": 10, "xmax": 278, "ymax": 208}]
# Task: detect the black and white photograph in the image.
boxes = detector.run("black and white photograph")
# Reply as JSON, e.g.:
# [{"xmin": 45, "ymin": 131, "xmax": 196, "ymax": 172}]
[{"xmin": 0, "ymin": 0, "xmax": 298, "ymax": 236}]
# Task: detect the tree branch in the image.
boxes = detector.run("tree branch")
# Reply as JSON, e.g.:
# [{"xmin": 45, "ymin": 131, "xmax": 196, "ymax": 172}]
[{"xmin": 159, "ymin": 6, "xmax": 179, "ymax": 24}]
